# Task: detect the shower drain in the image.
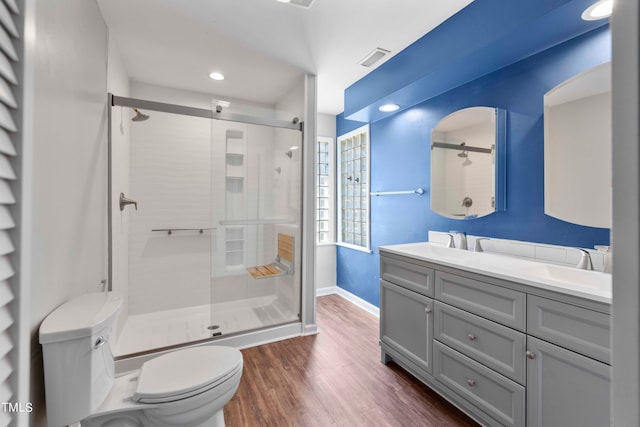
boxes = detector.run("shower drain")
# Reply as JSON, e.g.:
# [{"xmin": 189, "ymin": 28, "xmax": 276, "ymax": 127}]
[{"xmin": 208, "ymin": 325, "xmax": 222, "ymax": 337}]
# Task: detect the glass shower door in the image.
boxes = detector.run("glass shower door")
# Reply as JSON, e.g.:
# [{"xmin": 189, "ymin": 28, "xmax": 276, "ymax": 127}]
[
  {"xmin": 208, "ymin": 120, "xmax": 302, "ymax": 337},
  {"xmin": 113, "ymin": 108, "xmax": 214, "ymax": 357}
]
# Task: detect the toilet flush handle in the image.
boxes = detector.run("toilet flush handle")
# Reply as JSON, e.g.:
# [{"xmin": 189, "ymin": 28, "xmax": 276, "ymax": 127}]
[{"xmin": 94, "ymin": 336, "xmax": 107, "ymax": 349}]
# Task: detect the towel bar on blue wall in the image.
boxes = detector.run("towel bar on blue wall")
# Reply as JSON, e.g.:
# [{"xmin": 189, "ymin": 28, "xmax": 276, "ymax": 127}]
[{"xmin": 370, "ymin": 188, "xmax": 425, "ymax": 196}]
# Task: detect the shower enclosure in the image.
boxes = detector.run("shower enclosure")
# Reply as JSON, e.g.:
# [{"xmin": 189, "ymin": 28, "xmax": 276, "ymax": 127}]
[{"xmin": 108, "ymin": 95, "xmax": 303, "ymax": 359}]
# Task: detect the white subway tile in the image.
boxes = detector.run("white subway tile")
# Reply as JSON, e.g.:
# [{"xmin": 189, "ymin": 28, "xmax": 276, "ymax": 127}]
[
  {"xmin": 504, "ymin": 241, "xmax": 536, "ymax": 259},
  {"xmin": 535, "ymin": 245, "xmax": 567, "ymax": 264}
]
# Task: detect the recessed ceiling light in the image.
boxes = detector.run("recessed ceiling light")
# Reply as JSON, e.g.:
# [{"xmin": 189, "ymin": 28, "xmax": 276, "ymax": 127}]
[
  {"xmin": 582, "ymin": 0, "xmax": 613, "ymax": 21},
  {"xmin": 276, "ymin": 0, "xmax": 291, "ymax": 2},
  {"xmin": 379, "ymin": 103, "xmax": 400, "ymax": 113},
  {"xmin": 209, "ymin": 72, "xmax": 225, "ymax": 81}
]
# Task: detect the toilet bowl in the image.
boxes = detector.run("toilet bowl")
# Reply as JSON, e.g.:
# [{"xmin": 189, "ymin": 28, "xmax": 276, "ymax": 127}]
[
  {"xmin": 39, "ymin": 292, "xmax": 243, "ymax": 427},
  {"xmin": 83, "ymin": 346, "xmax": 243, "ymax": 427}
]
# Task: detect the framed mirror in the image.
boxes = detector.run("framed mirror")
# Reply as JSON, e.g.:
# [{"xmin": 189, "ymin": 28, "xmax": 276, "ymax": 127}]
[
  {"xmin": 430, "ymin": 106, "xmax": 506, "ymax": 219},
  {"xmin": 544, "ymin": 62, "xmax": 611, "ymax": 228}
]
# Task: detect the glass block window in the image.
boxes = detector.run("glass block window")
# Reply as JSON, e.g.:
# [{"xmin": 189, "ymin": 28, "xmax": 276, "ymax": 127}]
[
  {"xmin": 337, "ymin": 125, "xmax": 370, "ymax": 251},
  {"xmin": 316, "ymin": 138, "xmax": 331, "ymax": 243}
]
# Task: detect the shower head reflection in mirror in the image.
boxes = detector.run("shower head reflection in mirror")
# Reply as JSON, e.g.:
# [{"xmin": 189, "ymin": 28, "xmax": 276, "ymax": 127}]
[{"xmin": 430, "ymin": 106, "xmax": 507, "ymax": 219}]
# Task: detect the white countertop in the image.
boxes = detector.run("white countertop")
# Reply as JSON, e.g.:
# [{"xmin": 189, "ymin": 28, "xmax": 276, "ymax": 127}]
[{"xmin": 379, "ymin": 242, "xmax": 611, "ymax": 304}]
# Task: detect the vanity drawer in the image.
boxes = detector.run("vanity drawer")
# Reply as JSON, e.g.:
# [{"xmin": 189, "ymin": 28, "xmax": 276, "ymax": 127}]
[
  {"xmin": 380, "ymin": 254, "xmax": 434, "ymax": 297},
  {"xmin": 434, "ymin": 301, "xmax": 526, "ymax": 384},
  {"xmin": 527, "ymin": 295, "xmax": 611, "ymax": 364},
  {"xmin": 435, "ymin": 271, "xmax": 526, "ymax": 331},
  {"xmin": 433, "ymin": 341, "xmax": 525, "ymax": 427}
]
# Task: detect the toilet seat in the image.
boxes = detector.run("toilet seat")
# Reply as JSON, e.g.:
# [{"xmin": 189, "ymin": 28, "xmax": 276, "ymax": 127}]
[{"xmin": 132, "ymin": 346, "xmax": 243, "ymax": 404}]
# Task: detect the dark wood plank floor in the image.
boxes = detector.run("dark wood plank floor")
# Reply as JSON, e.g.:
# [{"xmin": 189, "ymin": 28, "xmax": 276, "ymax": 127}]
[{"xmin": 224, "ymin": 294, "xmax": 479, "ymax": 427}]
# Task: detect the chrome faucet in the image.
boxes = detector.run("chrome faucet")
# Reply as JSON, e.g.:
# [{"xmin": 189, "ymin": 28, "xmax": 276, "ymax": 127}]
[
  {"xmin": 449, "ymin": 231, "xmax": 467, "ymax": 250},
  {"xmin": 445, "ymin": 234, "xmax": 455, "ymax": 248},
  {"xmin": 575, "ymin": 249, "xmax": 593, "ymax": 270},
  {"xmin": 474, "ymin": 238, "xmax": 489, "ymax": 252}
]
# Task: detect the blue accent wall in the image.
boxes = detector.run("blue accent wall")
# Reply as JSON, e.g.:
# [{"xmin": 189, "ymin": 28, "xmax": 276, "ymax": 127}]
[
  {"xmin": 344, "ymin": 0, "xmax": 607, "ymax": 122},
  {"xmin": 336, "ymin": 27, "xmax": 611, "ymax": 307}
]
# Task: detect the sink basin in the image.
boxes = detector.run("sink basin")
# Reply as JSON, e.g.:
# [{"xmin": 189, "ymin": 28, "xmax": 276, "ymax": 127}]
[
  {"xmin": 385, "ymin": 242, "xmax": 485, "ymax": 261},
  {"xmin": 520, "ymin": 264, "xmax": 611, "ymax": 291}
]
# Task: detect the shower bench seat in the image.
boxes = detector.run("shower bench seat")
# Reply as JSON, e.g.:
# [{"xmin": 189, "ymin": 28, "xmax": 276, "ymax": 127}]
[{"xmin": 247, "ymin": 233, "xmax": 294, "ymax": 279}]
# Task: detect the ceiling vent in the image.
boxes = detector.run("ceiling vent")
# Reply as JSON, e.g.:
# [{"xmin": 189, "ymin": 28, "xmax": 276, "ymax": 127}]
[{"xmin": 359, "ymin": 48, "xmax": 390, "ymax": 68}]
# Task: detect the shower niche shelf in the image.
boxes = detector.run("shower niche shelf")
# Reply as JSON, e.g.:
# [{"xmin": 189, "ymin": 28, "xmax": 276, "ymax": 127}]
[{"xmin": 224, "ymin": 129, "xmax": 247, "ymax": 271}]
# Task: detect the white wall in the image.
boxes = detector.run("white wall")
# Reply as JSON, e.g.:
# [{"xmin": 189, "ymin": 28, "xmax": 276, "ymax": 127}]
[
  {"xmin": 316, "ymin": 112, "xmax": 337, "ymax": 291},
  {"xmin": 611, "ymin": 0, "xmax": 640, "ymax": 424},
  {"xmin": 27, "ymin": 0, "xmax": 108, "ymax": 424},
  {"xmin": 107, "ymin": 34, "xmax": 130, "ymax": 336}
]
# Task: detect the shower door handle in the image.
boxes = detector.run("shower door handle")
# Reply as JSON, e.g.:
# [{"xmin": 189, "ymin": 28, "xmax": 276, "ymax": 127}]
[{"xmin": 119, "ymin": 193, "xmax": 138, "ymax": 211}]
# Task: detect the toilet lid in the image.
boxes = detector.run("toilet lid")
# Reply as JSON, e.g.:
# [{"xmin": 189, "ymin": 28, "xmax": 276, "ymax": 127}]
[{"xmin": 133, "ymin": 346, "xmax": 242, "ymax": 403}]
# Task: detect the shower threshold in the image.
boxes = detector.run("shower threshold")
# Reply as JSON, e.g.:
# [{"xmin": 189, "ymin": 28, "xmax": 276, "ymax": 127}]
[{"xmin": 114, "ymin": 295, "xmax": 297, "ymax": 357}]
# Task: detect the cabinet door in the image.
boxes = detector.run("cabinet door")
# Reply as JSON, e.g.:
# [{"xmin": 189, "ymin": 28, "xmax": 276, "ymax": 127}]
[
  {"xmin": 380, "ymin": 279, "xmax": 433, "ymax": 374},
  {"xmin": 526, "ymin": 336, "xmax": 610, "ymax": 427}
]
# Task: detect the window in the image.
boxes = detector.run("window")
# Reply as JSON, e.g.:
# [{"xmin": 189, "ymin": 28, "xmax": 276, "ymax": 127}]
[
  {"xmin": 316, "ymin": 137, "xmax": 334, "ymax": 243},
  {"xmin": 337, "ymin": 125, "xmax": 370, "ymax": 251}
]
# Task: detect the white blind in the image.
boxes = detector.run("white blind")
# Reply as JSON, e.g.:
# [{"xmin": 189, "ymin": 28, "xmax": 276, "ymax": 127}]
[{"xmin": 0, "ymin": 0, "xmax": 19, "ymax": 425}]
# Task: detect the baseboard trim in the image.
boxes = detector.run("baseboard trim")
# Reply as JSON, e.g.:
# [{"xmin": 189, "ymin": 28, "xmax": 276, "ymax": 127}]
[
  {"xmin": 303, "ymin": 324, "xmax": 319, "ymax": 336},
  {"xmin": 316, "ymin": 286, "xmax": 338, "ymax": 297},
  {"xmin": 316, "ymin": 286, "xmax": 379, "ymax": 318}
]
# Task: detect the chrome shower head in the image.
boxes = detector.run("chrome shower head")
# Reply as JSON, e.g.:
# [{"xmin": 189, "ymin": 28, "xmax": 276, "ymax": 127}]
[
  {"xmin": 132, "ymin": 108, "xmax": 149, "ymax": 122},
  {"xmin": 457, "ymin": 142, "xmax": 467, "ymax": 157}
]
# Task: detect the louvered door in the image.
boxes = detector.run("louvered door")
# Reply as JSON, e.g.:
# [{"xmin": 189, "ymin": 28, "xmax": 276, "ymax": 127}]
[{"xmin": 0, "ymin": 0, "xmax": 21, "ymax": 426}]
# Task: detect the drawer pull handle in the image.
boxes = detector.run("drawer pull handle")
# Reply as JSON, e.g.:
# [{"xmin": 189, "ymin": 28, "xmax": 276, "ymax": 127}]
[
  {"xmin": 425, "ymin": 306, "xmax": 432, "ymax": 314},
  {"xmin": 467, "ymin": 379, "xmax": 476, "ymax": 388},
  {"xmin": 467, "ymin": 333, "xmax": 476, "ymax": 341},
  {"xmin": 526, "ymin": 351, "xmax": 536, "ymax": 360}
]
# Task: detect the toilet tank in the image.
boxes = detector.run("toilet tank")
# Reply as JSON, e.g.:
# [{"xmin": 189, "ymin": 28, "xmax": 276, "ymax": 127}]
[{"xmin": 39, "ymin": 292, "xmax": 122, "ymax": 427}]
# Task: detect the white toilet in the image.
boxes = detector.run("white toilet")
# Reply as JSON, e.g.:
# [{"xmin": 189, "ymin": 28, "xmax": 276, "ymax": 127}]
[{"xmin": 39, "ymin": 292, "xmax": 243, "ymax": 427}]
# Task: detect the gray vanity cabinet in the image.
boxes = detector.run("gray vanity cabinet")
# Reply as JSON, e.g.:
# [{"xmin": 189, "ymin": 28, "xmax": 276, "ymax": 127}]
[
  {"xmin": 526, "ymin": 336, "xmax": 610, "ymax": 427},
  {"xmin": 380, "ymin": 279, "xmax": 433, "ymax": 375},
  {"xmin": 379, "ymin": 250, "xmax": 611, "ymax": 427}
]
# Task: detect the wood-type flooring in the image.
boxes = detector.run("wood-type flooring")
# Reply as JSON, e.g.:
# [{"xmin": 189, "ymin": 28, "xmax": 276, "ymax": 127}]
[{"xmin": 224, "ymin": 294, "xmax": 479, "ymax": 427}]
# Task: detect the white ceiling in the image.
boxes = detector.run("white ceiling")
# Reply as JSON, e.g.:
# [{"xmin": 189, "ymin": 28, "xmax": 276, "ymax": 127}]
[{"xmin": 97, "ymin": 0, "xmax": 473, "ymax": 115}]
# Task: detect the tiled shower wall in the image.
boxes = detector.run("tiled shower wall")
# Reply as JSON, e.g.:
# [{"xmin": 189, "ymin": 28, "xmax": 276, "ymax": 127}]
[{"xmin": 128, "ymin": 110, "xmax": 213, "ymax": 315}]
